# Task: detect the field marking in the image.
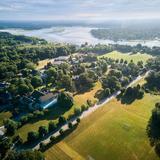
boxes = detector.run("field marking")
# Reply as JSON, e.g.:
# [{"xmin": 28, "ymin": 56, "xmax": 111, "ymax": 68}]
[{"xmin": 57, "ymin": 141, "xmax": 85, "ymax": 160}]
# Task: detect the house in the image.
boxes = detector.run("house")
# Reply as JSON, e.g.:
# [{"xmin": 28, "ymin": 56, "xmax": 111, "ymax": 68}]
[
  {"xmin": 38, "ymin": 93, "xmax": 58, "ymax": 109},
  {"xmin": 20, "ymin": 96, "xmax": 35, "ymax": 108},
  {"xmin": 21, "ymin": 90, "xmax": 58, "ymax": 110},
  {"xmin": 31, "ymin": 90, "xmax": 45, "ymax": 102}
]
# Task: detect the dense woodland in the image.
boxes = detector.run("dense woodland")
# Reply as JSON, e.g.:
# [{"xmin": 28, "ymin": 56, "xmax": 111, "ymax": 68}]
[
  {"xmin": 91, "ymin": 27, "xmax": 160, "ymax": 41},
  {"xmin": 79, "ymin": 43, "xmax": 160, "ymax": 56}
]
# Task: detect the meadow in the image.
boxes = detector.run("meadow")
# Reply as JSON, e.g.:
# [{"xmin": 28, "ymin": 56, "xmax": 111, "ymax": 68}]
[
  {"xmin": 44, "ymin": 91, "xmax": 160, "ymax": 160},
  {"xmin": 98, "ymin": 51, "xmax": 153, "ymax": 63}
]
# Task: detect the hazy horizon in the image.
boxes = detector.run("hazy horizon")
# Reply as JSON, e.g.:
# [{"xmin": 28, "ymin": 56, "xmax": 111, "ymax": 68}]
[{"xmin": 0, "ymin": 0, "xmax": 160, "ymax": 21}]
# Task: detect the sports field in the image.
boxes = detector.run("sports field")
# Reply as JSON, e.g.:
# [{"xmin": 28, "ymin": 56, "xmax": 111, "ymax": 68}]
[
  {"xmin": 44, "ymin": 92, "xmax": 160, "ymax": 160},
  {"xmin": 98, "ymin": 51, "xmax": 153, "ymax": 63}
]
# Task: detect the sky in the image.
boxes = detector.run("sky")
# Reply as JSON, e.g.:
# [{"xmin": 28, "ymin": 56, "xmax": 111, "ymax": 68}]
[{"xmin": 0, "ymin": 0, "xmax": 160, "ymax": 21}]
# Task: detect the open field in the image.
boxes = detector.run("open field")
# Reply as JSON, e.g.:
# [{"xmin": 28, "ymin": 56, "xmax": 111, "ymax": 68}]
[
  {"xmin": 0, "ymin": 111, "xmax": 12, "ymax": 126},
  {"xmin": 44, "ymin": 91, "xmax": 160, "ymax": 160},
  {"xmin": 15, "ymin": 82, "xmax": 102, "ymax": 141},
  {"xmin": 98, "ymin": 51, "xmax": 153, "ymax": 63},
  {"xmin": 36, "ymin": 59, "xmax": 51, "ymax": 70}
]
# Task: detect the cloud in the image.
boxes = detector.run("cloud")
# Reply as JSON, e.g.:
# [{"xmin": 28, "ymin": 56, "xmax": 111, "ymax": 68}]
[{"xmin": 0, "ymin": 0, "xmax": 160, "ymax": 20}]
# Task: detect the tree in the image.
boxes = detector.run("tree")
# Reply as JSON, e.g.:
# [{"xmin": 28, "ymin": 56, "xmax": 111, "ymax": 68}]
[
  {"xmin": 20, "ymin": 115, "xmax": 28, "ymax": 124},
  {"xmin": 45, "ymin": 67, "xmax": 57, "ymax": 84},
  {"xmin": 104, "ymin": 88, "xmax": 111, "ymax": 97},
  {"xmin": 27, "ymin": 131, "xmax": 39, "ymax": 143},
  {"xmin": 0, "ymin": 138, "xmax": 12, "ymax": 158},
  {"xmin": 76, "ymin": 118, "xmax": 81, "ymax": 123},
  {"xmin": 68, "ymin": 122, "xmax": 73, "ymax": 129},
  {"xmin": 58, "ymin": 74, "xmax": 74, "ymax": 91},
  {"xmin": 58, "ymin": 116, "xmax": 66, "ymax": 125},
  {"xmin": 74, "ymin": 107, "xmax": 81, "ymax": 115},
  {"xmin": 48, "ymin": 121, "xmax": 57, "ymax": 132},
  {"xmin": 39, "ymin": 142, "xmax": 46, "ymax": 150},
  {"xmin": 59, "ymin": 129, "xmax": 64, "ymax": 135},
  {"xmin": 38, "ymin": 126, "xmax": 48, "ymax": 138},
  {"xmin": 31, "ymin": 76, "xmax": 43, "ymax": 88},
  {"xmin": 3, "ymin": 119, "xmax": 18, "ymax": 135},
  {"xmin": 18, "ymin": 83, "xmax": 33, "ymax": 95},
  {"xmin": 5, "ymin": 150, "xmax": 45, "ymax": 160},
  {"xmin": 102, "ymin": 76, "xmax": 121, "ymax": 93},
  {"xmin": 50, "ymin": 136, "xmax": 56, "ymax": 142},
  {"xmin": 57, "ymin": 92, "xmax": 73, "ymax": 108},
  {"xmin": 75, "ymin": 72, "xmax": 95, "ymax": 91}
]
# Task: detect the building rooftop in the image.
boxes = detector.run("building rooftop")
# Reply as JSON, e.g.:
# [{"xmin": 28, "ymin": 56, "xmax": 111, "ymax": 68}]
[
  {"xmin": 31, "ymin": 90, "xmax": 45, "ymax": 100},
  {"xmin": 39, "ymin": 93, "xmax": 57, "ymax": 103}
]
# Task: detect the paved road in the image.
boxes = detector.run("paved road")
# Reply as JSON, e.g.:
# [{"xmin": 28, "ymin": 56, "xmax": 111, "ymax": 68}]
[{"xmin": 33, "ymin": 71, "xmax": 149, "ymax": 150}]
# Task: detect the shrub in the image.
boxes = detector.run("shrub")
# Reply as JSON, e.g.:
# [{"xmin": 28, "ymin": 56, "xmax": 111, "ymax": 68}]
[
  {"xmin": 74, "ymin": 107, "xmax": 81, "ymax": 115},
  {"xmin": 59, "ymin": 129, "xmax": 64, "ymax": 135},
  {"xmin": 39, "ymin": 142, "xmax": 46, "ymax": 150},
  {"xmin": 20, "ymin": 115, "xmax": 28, "ymax": 124},
  {"xmin": 3, "ymin": 119, "xmax": 18, "ymax": 135},
  {"xmin": 68, "ymin": 122, "xmax": 73, "ymax": 129},
  {"xmin": 58, "ymin": 116, "xmax": 66, "ymax": 125},
  {"xmin": 27, "ymin": 131, "xmax": 39, "ymax": 143},
  {"xmin": 50, "ymin": 136, "xmax": 56, "ymax": 142},
  {"xmin": 87, "ymin": 99, "xmax": 92, "ymax": 107},
  {"xmin": 76, "ymin": 118, "xmax": 81, "ymax": 123},
  {"xmin": 81, "ymin": 104, "xmax": 87, "ymax": 111},
  {"xmin": 33, "ymin": 110, "xmax": 44, "ymax": 118},
  {"xmin": 28, "ymin": 113, "xmax": 34, "ymax": 119},
  {"xmin": 48, "ymin": 121, "xmax": 57, "ymax": 133},
  {"xmin": 38, "ymin": 126, "xmax": 48, "ymax": 138}
]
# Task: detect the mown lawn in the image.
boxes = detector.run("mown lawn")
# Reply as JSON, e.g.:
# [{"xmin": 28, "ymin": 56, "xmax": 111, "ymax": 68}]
[
  {"xmin": 44, "ymin": 92, "xmax": 160, "ymax": 160},
  {"xmin": 15, "ymin": 82, "xmax": 102, "ymax": 141},
  {"xmin": 98, "ymin": 51, "xmax": 153, "ymax": 63}
]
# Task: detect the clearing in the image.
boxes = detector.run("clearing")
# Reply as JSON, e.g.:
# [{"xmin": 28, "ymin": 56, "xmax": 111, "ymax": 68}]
[{"xmin": 98, "ymin": 51, "xmax": 152, "ymax": 63}]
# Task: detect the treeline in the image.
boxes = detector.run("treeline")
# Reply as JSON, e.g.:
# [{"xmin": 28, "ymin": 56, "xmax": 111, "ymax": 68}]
[
  {"xmin": 145, "ymin": 57, "xmax": 160, "ymax": 93},
  {"xmin": 147, "ymin": 102, "xmax": 160, "ymax": 156},
  {"xmin": 79, "ymin": 43, "xmax": 160, "ymax": 56},
  {"xmin": 91, "ymin": 28, "xmax": 160, "ymax": 41},
  {"xmin": 0, "ymin": 32, "xmax": 47, "ymax": 46}
]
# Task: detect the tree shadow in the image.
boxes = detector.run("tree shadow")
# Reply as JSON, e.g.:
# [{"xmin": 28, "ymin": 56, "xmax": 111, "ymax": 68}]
[
  {"xmin": 117, "ymin": 92, "xmax": 144, "ymax": 105},
  {"xmin": 17, "ymin": 123, "xmax": 78, "ymax": 151},
  {"xmin": 73, "ymin": 86, "xmax": 94, "ymax": 96},
  {"xmin": 147, "ymin": 115, "xmax": 160, "ymax": 157},
  {"xmin": 26, "ymin": 104, "xmax": 71, "ymax": 125}
]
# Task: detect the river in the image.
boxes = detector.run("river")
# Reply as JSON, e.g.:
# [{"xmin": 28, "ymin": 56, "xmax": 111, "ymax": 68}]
[{"xmin": 1, "ymin": 26, "xmax": 160, "ymax": 47}]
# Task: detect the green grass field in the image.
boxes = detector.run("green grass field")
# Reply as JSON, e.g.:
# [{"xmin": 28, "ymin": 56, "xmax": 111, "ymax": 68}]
[
  {"xmin": 98, "ymin": 51, "xmax": 153, "ymax": 63},
  {"xmin": 44, "ymin": 91, "xmax": 160, "ymax": 160},
  {"xmin": 0, "ymin": 111, "xmax": 12, "ymax": 126}
]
